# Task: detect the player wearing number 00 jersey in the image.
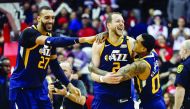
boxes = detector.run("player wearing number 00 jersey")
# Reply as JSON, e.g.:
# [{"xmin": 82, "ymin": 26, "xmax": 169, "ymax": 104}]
[
  {"xmin": 134, "ymin": 50, "xmax": 165, "ymax": 109},
  {"xmin": 117, "ymin": 33, "xmax": 166, "ymax": 109}
]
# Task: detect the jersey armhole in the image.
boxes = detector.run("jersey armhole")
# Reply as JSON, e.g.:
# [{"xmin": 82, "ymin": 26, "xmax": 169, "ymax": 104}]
[{"xmin": 126, "ymin": 36, "xmax": 133, "ymax": 57}]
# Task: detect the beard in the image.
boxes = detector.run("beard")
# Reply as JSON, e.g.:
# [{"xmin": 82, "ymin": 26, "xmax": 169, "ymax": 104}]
[
  {"xmin": 41, "ymin": 21, "xmax": 53, "ymax": 32},
  {"xmin": 114, "ymin": 27, "xmax": 123, "ymax": 36}
]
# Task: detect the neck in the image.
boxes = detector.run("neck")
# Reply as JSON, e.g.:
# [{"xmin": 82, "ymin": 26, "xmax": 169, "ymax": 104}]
[
  {"xmin": 108, "ymin": 30, "xmax": 121, "ymax": 43},
  {"xmin": 37, "ymin": 24, "xmax": 47, "ymax": 35}
]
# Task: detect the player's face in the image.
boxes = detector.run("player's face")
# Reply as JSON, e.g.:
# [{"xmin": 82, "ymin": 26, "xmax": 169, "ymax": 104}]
[
  {"xmin": 39, "ymin": 9, "xmax": 55, "ymax": 32},
  {"xmin": 133, "ymin": 35, "xmax": 147, "ymax": 53},
  {"xmin": 109, "ymin": 14, "xmax": 124, "ymax": 36}
]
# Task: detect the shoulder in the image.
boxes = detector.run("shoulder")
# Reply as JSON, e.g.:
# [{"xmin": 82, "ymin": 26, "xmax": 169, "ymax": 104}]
[
  {"xmin": 22, "ymin": 27, "xmax": 36, "ymax": 34},
  {"xmin": 20, "ymin": 27, "xmax": 38, "ymax": 38},
  {"xmin": 92, "ymin": 42, "xmax": 105, "ymax": 52}
]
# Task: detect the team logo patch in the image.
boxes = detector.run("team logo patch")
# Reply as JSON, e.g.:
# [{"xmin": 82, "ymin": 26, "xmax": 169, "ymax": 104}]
[
  {"xmin": 177, "ymin": 64, "xmax": 184, "ymax": 73},
  {"xmin": 120, "ymin": 44, "xmax": 127, "ymax": 48}
]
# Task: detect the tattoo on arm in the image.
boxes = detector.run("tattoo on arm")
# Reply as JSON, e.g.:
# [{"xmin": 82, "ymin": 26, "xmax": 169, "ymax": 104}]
[{"xmin": 120, "ymin": 61, "xmax": 147, "ymax": 80}]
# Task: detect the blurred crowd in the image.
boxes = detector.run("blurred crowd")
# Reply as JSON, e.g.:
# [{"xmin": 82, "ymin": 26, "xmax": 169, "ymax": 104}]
[{"xmin": 1, "ymin": 0, "xmax": 190, "ymax": 109}]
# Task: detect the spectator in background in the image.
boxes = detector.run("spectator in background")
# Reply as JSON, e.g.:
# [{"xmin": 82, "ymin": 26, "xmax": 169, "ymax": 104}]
[
  {"xmin": 78, "ymin": 14, "xmax": 97, "ymax": 37},
  {"xmin": 0, "ymin": 57, "xmax": 11, "ymax": 109},
  {"xmin": 55, "ymin": 8, "xmax": 70, "ymax": 35},
  {"xmin": 68, "ymin": 12, "xmax": 82, "ymax": 36},
  {"xmin": 23, "ymin": 1, "xmax": 33, "ymax": 25},
  {"xmin": 167, "ymin": 0, "xmax": 190, "ymax": 26},
  {"xmin": 125, "ymin": 10, "xmax": 138, "ymax": 31},
  {"xmin": 172, "ymin": 17, "xmax": 190, "ymax": 52},
  {"xmin": 92, "ymin": 18, "xmax": 104, "ymax": 33},
  {"xmin": 147, "ymin": 10, "xmax": 168, "ymax": 39},
  {"xmin": 155, "ymin": 34, "xmax": 173, "ymax": 62},
  {"xmin": 72, "ymin": 43, "xmax": 88, "ymax": 72},
  {"xmin": 0, "ymin": 30, "xmax": 4, "ymax": 56},
  {"xmin": 100, "ymin": 5, "xmax": 112, "ymax": 30},
  {"xmin": 71, "ymin": 43, "xmax": 92, "ymax": 94},
  {"xmin": 48, "ymin": 62, "xmax": 87, "ymax": 109},
  {"xmin": 35, "ymin": 0, "xmax": 50, "ymax": 8}
]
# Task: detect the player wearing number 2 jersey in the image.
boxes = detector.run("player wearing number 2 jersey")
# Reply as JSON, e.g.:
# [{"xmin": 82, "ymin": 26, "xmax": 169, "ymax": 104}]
[{"xmin": 90, "ymin": 12, "xmax": 135, "ymax": 109}]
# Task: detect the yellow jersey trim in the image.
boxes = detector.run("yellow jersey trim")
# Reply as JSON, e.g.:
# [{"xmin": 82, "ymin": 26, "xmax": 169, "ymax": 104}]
[
  {"xmin": 99, "ymin": 42, "xmax": 105, "ymax": 57},
  {"xmin": 142, "ymin": 60, "xmax": 151, "ymax": 69},
  {"xmin": 107, "ymin": 36, "xmax": 124, "ymax": 47},
  {"xmin": 24, "ymin": 44, "xmax": 39, "ymax": 68},
  {"xmin": 126, "ymin": 36, "xmax": 132, "ymax": 56}
]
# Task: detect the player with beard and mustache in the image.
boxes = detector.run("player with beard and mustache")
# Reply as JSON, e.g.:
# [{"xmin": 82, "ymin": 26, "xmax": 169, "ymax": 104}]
[
  {"xmin": 90, "ymin": 12, "xmax": 135, "ymax": 109},
  {"xmin": 9, "ymin": 6, "xmax": 104, "ymax": 109}
]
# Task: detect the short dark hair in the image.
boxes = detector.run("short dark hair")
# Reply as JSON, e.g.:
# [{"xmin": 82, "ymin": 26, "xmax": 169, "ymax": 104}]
[
  {"xmin": 141, "ymin": 33, "xmax": 155, "ymax": 53},
  {"xmin": 38, "ymin": 6, "xmax": 52, "ymax": 15}
]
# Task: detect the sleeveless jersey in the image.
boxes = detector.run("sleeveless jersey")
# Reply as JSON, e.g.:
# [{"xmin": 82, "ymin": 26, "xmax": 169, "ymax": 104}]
[
  {"xmin": 10, "ymin": 25, "xmax": 56, "ymax": 89},
  {"xmin": 134, "ymin": 51, "xmax": 163, "ymax": 102},
  {"xmin": 93, "ymin": 36, "xmax": 133, "ymax": 99}
]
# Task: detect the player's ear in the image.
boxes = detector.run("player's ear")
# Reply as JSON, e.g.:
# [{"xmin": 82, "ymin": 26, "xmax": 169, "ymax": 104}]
[
  {"xmin": 107, "ymin": 23, "xmax": 111, "ymax": 29},
  {"xmin": 142, "ymin": 47, "xmax": 147, "ymax": 52},
  {"xmin": 37, "ymin": 16, "xmax": 41, "ymax": 22}
]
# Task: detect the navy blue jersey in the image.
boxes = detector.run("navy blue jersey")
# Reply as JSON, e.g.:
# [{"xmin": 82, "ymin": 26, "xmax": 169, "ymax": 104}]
[
  {"xmin": 175, "ymin": 56, "xmax": 190, "ymax": 108},
  {"xmin": 134, "ymin": 51, "xmax": 163, "ymax": 102},
  {"xmin": 93, "ymin": 36, "xmax": 133, "ymax": 99},
  {"xmin": 10, "ymin": 25, "xmax": 56, "ymax": 89}
]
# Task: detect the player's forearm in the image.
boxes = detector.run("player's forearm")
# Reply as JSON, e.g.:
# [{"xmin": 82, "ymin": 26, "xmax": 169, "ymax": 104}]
[
  {"xmin": 174, "ymin": 86, "xmax": 185, "ymax": 109},
  {"xmin": 79, "ymin": 35, "xmax": 96, "ymax": 44},
  {"xmin": 90, "ymin": 73, "xmax": 102, "ymax": 83},
  {"xmin": 36, "ymin": 35, "xmax": 79, "ymax": 47},
  {"xmin": 122, "ymin": 72, "xmax": 137, "ymax": 81},
  {"xmin": 89, "ymin": 64, "xmax": 109, "ymax": 76}
]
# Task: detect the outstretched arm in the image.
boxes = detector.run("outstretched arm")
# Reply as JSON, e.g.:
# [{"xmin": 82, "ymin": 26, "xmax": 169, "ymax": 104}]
[
  {"xmin": 36, "ymin": 35, "xmax": 96, "ymax": 47},
  {"xmin": 36, "ymin": 31, "xmax": 108, "ymax": 47}
]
